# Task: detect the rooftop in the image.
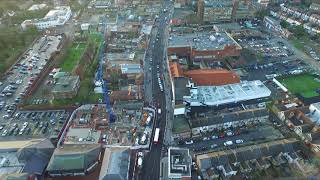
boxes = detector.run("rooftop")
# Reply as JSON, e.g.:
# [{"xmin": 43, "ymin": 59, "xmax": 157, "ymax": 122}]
[
  {"xmin": 99, "ymin": 147, "xmax": 130, "ymax": 180},
  {"xmin": 168, "ymin": 147, "xmax": 192, "ymax": 178},
  {"xmin": 64, "ymin": 128, "xmax": 102, "ymax": 144},
  {"xmin": 52, "ymin": 75, "xmax": 80, "ymax": 93},
  {"xmin": 120, "ymin": 64, "xmax": 142, "ymax": 74},
  {"xmin": 184, "ymin": 80, "xmax": 271, "ymax": 106},
  {"xmin": 169, "ymin": 31, "xmax": 241, "ymax": 51},
  {"xmin": 46, "ymin": 144, "xmax": 101, "ymax": 172},
  {"xmin": 191, "ymin": 108, "xmax": 269, "ymax": 128}
]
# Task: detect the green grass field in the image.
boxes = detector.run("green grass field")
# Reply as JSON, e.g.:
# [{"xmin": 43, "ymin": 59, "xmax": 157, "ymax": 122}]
[
  {"xmin": 278, "ymin": 74, "xmax": 320, "ymax": 98},
  {"xmin": 60, "ymin": 43, "xmax": 86, "ymax": 72}
]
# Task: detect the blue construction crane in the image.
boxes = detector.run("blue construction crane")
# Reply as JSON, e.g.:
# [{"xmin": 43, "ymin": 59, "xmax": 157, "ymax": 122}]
[{"xmin": 97, "ymin": 16, "xmax": 116, "ymax": 123}]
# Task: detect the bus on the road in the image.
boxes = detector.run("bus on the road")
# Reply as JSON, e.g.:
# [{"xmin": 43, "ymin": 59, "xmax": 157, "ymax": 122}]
[{"xmin": 153, "ymin": 128, "xmax": 160, "ymax": 144}]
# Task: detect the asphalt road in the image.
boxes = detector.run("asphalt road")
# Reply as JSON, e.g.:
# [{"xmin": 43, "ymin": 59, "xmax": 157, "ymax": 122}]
[{"xmin": 137, "ymin": 1, "xmax": 173, "ymax": 180}]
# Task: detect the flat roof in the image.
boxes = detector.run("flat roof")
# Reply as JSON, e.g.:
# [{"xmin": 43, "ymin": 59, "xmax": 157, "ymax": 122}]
[
  {"xmin": 64, "ymin": 128, "xmax": 101, "ymax": 144},
  {"xmin": 52, "ymin": 75, "xmax": 79, "ymax": 93},
  {"xmin": 120, "ymin": 64, "xmax": 142, "ymax": 74},
  {"xmin": 168, "ymin": 147, "xmax": 192, "ymax": 178},
  {"xmin": 184, "ymin": 80, "xmax": 271, "ymax": 106},
  {"xmin": 168, "ymin": 31, "xmax": 241, "ymax": 51}
]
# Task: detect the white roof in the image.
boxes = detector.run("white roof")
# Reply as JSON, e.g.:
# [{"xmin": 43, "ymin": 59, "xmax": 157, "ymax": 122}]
[
  {"xmin": 184, "ymin": 80, "xmax": 271, "ymax": 106},
  {"xmin": 174, "ymin": 107, "xmax": 185, "ymax": 115}
]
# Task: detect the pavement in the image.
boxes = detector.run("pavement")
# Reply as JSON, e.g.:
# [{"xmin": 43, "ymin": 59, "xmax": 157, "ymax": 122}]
[{"xmin": 136, "ymin": 1, "xmax": 174, "ymax": 180}]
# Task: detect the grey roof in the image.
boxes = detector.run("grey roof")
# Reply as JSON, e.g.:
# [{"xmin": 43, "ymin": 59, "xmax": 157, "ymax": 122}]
[
  {"xmin": 169, "ymin": 31, "xmax": 238, "ymax": 51},
  {"xmin": 17, "ymin": 139, "xmax": 55, "ymax": 175},
  {"xmin": 191, "ymin": 108, "xmax": 269, "ymax": 128},
  {"xmin": 46, "ymin": 144, "xmax": 101, "ymax": 172},
  {"xmin": 174, "ymin": 77, "xmax": 190, "ymax": 104}
]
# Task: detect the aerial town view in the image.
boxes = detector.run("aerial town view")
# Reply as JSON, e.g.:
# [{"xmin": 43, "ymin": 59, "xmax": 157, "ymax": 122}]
[{"xmin": 1, "ymin": 0, "xmax": 320, "ymax": 179}]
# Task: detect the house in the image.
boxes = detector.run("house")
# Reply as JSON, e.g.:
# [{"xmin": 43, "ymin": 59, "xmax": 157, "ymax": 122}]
[{"xmin": 190, "ymin": 108, "xmax": 269, "ymax": 136}]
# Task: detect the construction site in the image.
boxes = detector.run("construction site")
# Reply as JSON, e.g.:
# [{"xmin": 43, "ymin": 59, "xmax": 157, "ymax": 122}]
[{"xmin": 60, "ymin": 102, "xmax": 155, "ymax": 147}]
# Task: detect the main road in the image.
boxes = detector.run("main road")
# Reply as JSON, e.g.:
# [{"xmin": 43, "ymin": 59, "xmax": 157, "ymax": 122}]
[{"xmin": 138, "ymin": 1, "xmax": 173, "ymax": 180}]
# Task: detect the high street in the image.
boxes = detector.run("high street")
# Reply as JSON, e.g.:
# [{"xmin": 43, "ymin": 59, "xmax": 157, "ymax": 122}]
[{"xmin": 137, "ymin": 1, "xmax": 174, "ymax": 180}]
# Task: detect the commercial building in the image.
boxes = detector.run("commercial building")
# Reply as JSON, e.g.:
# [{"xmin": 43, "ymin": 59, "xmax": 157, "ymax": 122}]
[
  {"xmin": 21, "ymin": 6, "xmax": 72, "ymax": 30},
  {"xmin": 52, "ymin": 75, "xmax": 80, "ymax": 99},
  {"xmin": 99, "ymin": 147, "xmax": 130, "ymax": 180},
  {"xmin": 168, "ymin": 31, "xmax": 242, "ymax": 62},
  {"xmin": 197, "ymin": 0, "xmax": 233, "ymax": 23},
  {"xmin": 183, "ymin": 80, "xmax": 271, "ymax": 107},
  {"xmin": 168, "ymin": 147, "xmax": 192, "ymax": 180},
  {"xmin": 46, "ymin": 144, "xmax": 101, "ymax": 177},
  {"xmin": 184, "ymin": 69, "xmax": 240, "ymax": 86},
  {"xmin": 0, "ymin": 139, "xmax": 54, "ymax": 178}
]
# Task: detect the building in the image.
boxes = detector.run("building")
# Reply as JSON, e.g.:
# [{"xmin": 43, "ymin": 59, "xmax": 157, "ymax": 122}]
[
  {"xmin": 46, "ymin": 144, "xmax": 101, "ymax": 177},
  {"xmin": 0, "ymin": 139, "xmax": 54, "ymax": 178},
  {"xmin": 173, "ymin": 77, "xmax": 190, "ymax": 105},
  {"xmin": 183, "ymin": 80, "xmax": 271, "ymax": 107},
  {"xmin": 190, "ymin": 108, "xmax": 269, "ymax": 136},
  {"xmin": 198, "ymin": 0, "xmax": 233, "ymax": 23},
  {"xmin": 52, "ymin": 75, "xmax": 80, "ymax": 99},
  {"xmin": 99, "ymin": 147, "xmax": 130, "ymax": 180},
  {"xmin": 120, "ymin": 64, "xmax": 142, "ymax": 74},
  {"xmin": 196, "ymin": 139, "xmax": 301, "ymax": 179},
  {"xmin": 168, "ymin": 31, "xmax": 242, "ymax": 62},
  {"xmin": 257, "ymin": 0, "xmax": 269, "ymax": 7},
  {"xmin": 168, "ymin": 147, "xmax": 192, "ymax": 180},
  {"xmin": 172, "ymin": 107, "xmax": 192, "ymax": 140},
  {"xmin": 21, "ymin": 6, "xmax": 72, "ymax": 30},
  {"xmin": 232, "ymin": 0, "xmax": 254, "ymax": 21},
  {"xmin": 28, "ymin": 4, "xmax": 47, "ymax": 11},
  {"xmin": 264, "ymin": 16, "xmax": 282, "ymax": 33},
  {"xmin": 184, "ymin": 69, "xmax": 240, "ymax": 86}
]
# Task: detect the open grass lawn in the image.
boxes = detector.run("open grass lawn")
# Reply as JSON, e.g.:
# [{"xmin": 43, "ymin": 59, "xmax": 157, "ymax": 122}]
[
  {"xmin": 60, "ymin": 43, "xmax": 86, "ymax": 72},
  {"xmin": 278, "ymin": 74, "xmax": 320, "ymax": 98}
]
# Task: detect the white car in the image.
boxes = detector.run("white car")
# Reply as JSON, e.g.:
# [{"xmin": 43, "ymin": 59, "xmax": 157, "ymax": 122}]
[
  {"xmin": 236, "ymin": 139, "xmax": 244, "ymax": 144},
  {"xmin": 224, "ymin": 141, "xmax": 233, "ymax": 146},
  {"xmin": 185, "ymin": 140, "xmax": 194, "ymax": 145},
  {"xmin": 2, "ymin": 130, "xmax": 8, "ymax": 136}
]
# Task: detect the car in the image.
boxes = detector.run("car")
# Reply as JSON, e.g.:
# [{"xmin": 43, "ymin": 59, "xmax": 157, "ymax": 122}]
[
  {"xmin": 211, "ymin": 135, "xmax": 218, "ymax": 139},
  {"xmin": 210, "ymin": 144, "xmax": 218, "ymax": 148},
  {"xmin": 0, "ymin": 125, "xmax": 4, "ymax": 130},
  {"xmin": 235, "ymin": 139, "xmax": 244, "ymax": 144},
  {"xmin": 226, "ymin": 131, "xmax": 234, "ymax": 137},
  {"xmin": 203, "ymin": 137, "xmax": 210, "ymax": 141},
  {"xmin": 185, "ymin": 140, "xmax": 194, "ymax": 145},
  {"xmin": 224, "ymin": 141, "xmax": 233, "ymax": 146},
  {"xmin": 2, "ymin": 129, "xmax": 8, "ymax": 136}
]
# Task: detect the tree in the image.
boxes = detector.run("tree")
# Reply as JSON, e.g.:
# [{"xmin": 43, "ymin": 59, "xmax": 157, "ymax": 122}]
[
  {"xmin": 280, "ymin": 20, "xmax": 290, "ymax": 29},
  {"xmin": 292, "ymin": 25, "xmax": 307, "ymax": 38}
]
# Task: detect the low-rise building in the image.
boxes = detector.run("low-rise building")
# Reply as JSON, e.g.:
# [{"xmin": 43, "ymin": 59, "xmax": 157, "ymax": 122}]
[
  {"xmin": 168, "ymin": 31, "xmax": 242, "ymax": 62},
  {"xmin": 264, "ymin": 16, "xmax": 282, "ymax": 33},
  {"xmin": 197, "ymin": 0, "xmax": 233, "ymax": 23},
  {"xmin": 183, "ymin": 80, "xmax": 271, "ymax": 107},
  {"xmin": 99, "ymin": 147, "xmax": 130, "ymax": 180},
  {"xmin": 46, "ymin": 144, "xmax": 101, "ymax": 177},
  {"xmin": 21, "ymin": 6, "xmax": 72, "ymax": 30},
  {"xmin": 52, "ymin": 75, "xmax": 80, "ymax": 99},
  {"xmin": 190, "ymin": 108, "xmax": 269, "ymax": 136},
  {"xmin": 168, "ymin": 147, "xmax": 192, "ymax": 180},
  {"xmin": 197, "ymin": 139, "xmax": 301, "ymax": 179}
]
